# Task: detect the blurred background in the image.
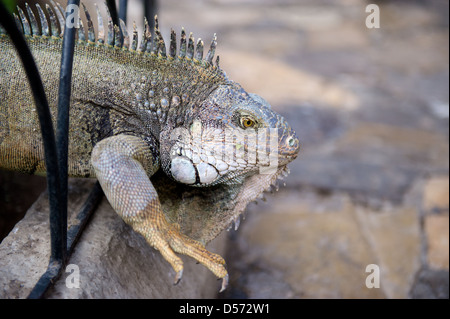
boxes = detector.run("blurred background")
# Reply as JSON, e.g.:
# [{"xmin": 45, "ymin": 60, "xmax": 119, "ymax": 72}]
[{"xmin": 1, "ymin": 0, "xmax": 448, "ymax": 298}]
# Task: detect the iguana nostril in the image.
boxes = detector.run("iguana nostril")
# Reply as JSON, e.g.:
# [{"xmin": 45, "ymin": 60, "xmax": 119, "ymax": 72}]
[
  {"xmin": 284, "ymin": 134, "xmax": 300, "ymax": 158},
  {"xmin": 288, "ymin": 137, "xmax": 295, "ymax": 147}
]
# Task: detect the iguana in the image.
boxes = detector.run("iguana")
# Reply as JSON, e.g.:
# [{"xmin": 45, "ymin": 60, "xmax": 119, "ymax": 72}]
[{"xmin": 0, "ymin": 1, "xmax": 300, "ymax": 292}]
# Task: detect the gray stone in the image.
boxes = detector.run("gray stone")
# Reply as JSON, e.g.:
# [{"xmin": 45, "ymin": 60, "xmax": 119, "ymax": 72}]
[
  {"xmin": 288, "ymin": 157, "xmax": 418, "ymax": 204},
  {"xmin": 223, "ymin": 190, "xmax": 388, "ymax": 299},
  {"xmin": 410, "ymin": 268, "xmax": 449, "ymax": 299}
]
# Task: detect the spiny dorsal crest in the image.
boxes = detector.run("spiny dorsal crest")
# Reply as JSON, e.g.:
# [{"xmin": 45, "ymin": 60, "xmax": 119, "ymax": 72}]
[{"xmin": 5, "ymin": 1, "xmax": 221, "ymax": 70}]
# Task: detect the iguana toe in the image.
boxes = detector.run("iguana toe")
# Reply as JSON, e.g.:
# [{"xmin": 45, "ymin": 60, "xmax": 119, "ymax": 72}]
[
  {"xmin": 219, "ymin": 274, "xmax": 229, "ymax": 293},
  {"xmin": 167, "ymin": 226, "xmax": 228, "ymax": 281},
  {"xmin": 174, "ymin": 269, "xmax": 183, "ymax": 285}
]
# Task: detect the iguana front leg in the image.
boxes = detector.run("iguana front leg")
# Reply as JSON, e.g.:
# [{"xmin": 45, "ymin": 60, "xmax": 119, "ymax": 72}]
[{"xmin": 91, "ymin": 134, "xmax": 228, "ymax": 290}]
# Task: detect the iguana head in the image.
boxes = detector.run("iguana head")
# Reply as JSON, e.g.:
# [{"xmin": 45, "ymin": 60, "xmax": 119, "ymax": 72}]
[{"xmin": 160, "ymin": 83, "xmax": 300, "ymax": 187}]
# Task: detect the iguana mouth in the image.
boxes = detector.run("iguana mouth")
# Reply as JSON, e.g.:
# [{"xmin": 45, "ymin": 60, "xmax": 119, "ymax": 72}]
[{"xmin": 170, "ymin": 155, "xmax": 220, "ymax": 185}]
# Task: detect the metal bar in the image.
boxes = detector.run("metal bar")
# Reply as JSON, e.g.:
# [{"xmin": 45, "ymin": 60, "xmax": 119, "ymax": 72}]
[
  {"xmin": 119, "ymin": 0, "xmax": 128, "ymax": 24},
  {"xmin": 53, "ymin": 0, "xmax": 80, "ymax": 265},
  {"xmin": 106, "ymin": 0, "xmax": 119, "ymax": 26},
  {"xmin": 67, "ymin": 182, "xmax": 103, "ymax": 255},
  {"xmin": 144, "ymin": 0, "xmax": 157, "ymax": 35},
  {"xmin": 28, "ymin": 0, "xmax": 80, "ymax": 299},
  {"xmin": 106, "ymin": 0, "xmax": 121, "ymax": 46},
  {"xmin": 27, "ymin": 261, "xmax": 62, "ymax": 298}
]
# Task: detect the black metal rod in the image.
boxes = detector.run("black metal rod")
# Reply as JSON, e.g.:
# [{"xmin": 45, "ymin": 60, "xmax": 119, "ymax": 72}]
[
  {"xmin": 28, "ymin": 0, "xmax": 81, "ymax": 299},
  {"xmin": 53, "ymin": 0, "xmax": 80, "ymax": 266},
  {"xmin": 106, "ymin": 0, "xmax": 119, "ymax": 26},
  {"xmin": 119, "ymin": 0, "xmax": 128, "ymax": 24},
  {"xmin": 144, "ymin": 0, "xmax": 157, "ymax": 35},
  {"xmin": 106, "ymin": 0, "xmax": 122, "ymax": 46},
  {"xmin": 67, "ymin": 182, "xmax": 103, "ymax": 255}
]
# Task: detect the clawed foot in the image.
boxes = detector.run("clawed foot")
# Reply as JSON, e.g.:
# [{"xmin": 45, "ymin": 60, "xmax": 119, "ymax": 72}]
[
  {"xmin": 175, "ymin": 270, "xmax": 228, "ymax": 293},
  {"xmin": 134, "ymin": 218, "xmax": 228, "ymax": 292}
]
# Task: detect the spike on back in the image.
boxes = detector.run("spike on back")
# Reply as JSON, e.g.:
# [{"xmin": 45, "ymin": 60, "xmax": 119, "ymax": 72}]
[
  {"xmin": 114, "ymin": 25, "xmax": 122, "ymax": 47},
  {"xmin": 169, "ymin": 29, "xmax": 176, "ymax": 59},
  {"xmin": 25, "ymin": 3, "xmax": 39, "ymax": 36},
  {"xmin": 3, "ymin": 1, "xmax": 225, "ymax": 75},
  {"xmin": 154, "ymin": 15, "xmax": 166, "ymax": 57},
  {"xmin": 13, "ymin": 13, "xmax": 22, "ymax": 34},
  {"xmin": 205, "ymin": 34, "xmax": 217, "ymax": 65},
  {"xmin": 105, "ymin": 4, "xmax": 115, "ymax": 46},
  {"xmin": 120, "ymin": 19, "xmax": 129, "ymax": 49},
  {"xmin": 95, "ymin": 3, "xmax": 105, "ymax": 44},
  {"xmin": 45, "ymin": 4, "xmax": 59, "ymax": 37},
  {"xmin": 131, "ymin": 22, "xmax": 138, "ymax": 51},
  {"xmin": 35, "ymin": 4, "xmax": 49, "ymax": 37},
  {"xmin": 194, "ymin": 38, "xmax": 204, "ymax": 62},
  {"xmin": 179, "ymin": 28, "xmax": 187, "ymax": 58},
  {"xmin": 78, "ymin": 17, "xmax": 86, "ymax": 42},
  {"xmin": 17, "ymin": 7, "xmax": 31, "ymax": 36},
  {"xmin": 49, "ymin": 0, "xmax": 64, "ymax": 36},
  {"xmin": 187, "ymin": 32, "xmax": 194, "ymax": 59},
  {"xmin": 139, "ymin": 17, "xmax": 149, "ymax": 52},
  {"xmin": 81, "ymin": 3, "xmax": 95, "ymax": 43}
]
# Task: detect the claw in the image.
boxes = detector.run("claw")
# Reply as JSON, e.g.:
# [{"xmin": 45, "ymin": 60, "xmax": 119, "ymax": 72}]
[
  {"xmin": 174, "ymin": 269, "xmax": 183, "ymax": 285},
  {"xmin": 219, "ymin": 274, "xmax": 229, "ymax": 293}
]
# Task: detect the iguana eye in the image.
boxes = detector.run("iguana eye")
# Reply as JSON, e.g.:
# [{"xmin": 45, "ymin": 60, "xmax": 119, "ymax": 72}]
[{"xmin": 240, "ymin": 117, "xmax": 255, "ymax": 129}]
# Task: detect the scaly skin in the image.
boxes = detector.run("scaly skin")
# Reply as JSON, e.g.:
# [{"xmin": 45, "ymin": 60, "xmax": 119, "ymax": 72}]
[{"xmin": 0, "ymin": 2, "xmax": 300, "ymax": 291}]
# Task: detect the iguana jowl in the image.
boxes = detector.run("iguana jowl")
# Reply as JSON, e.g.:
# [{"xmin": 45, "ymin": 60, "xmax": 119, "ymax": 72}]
[{"xmin": 0, "ymin": 2, "xmax": 300, "ymax": 292}]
